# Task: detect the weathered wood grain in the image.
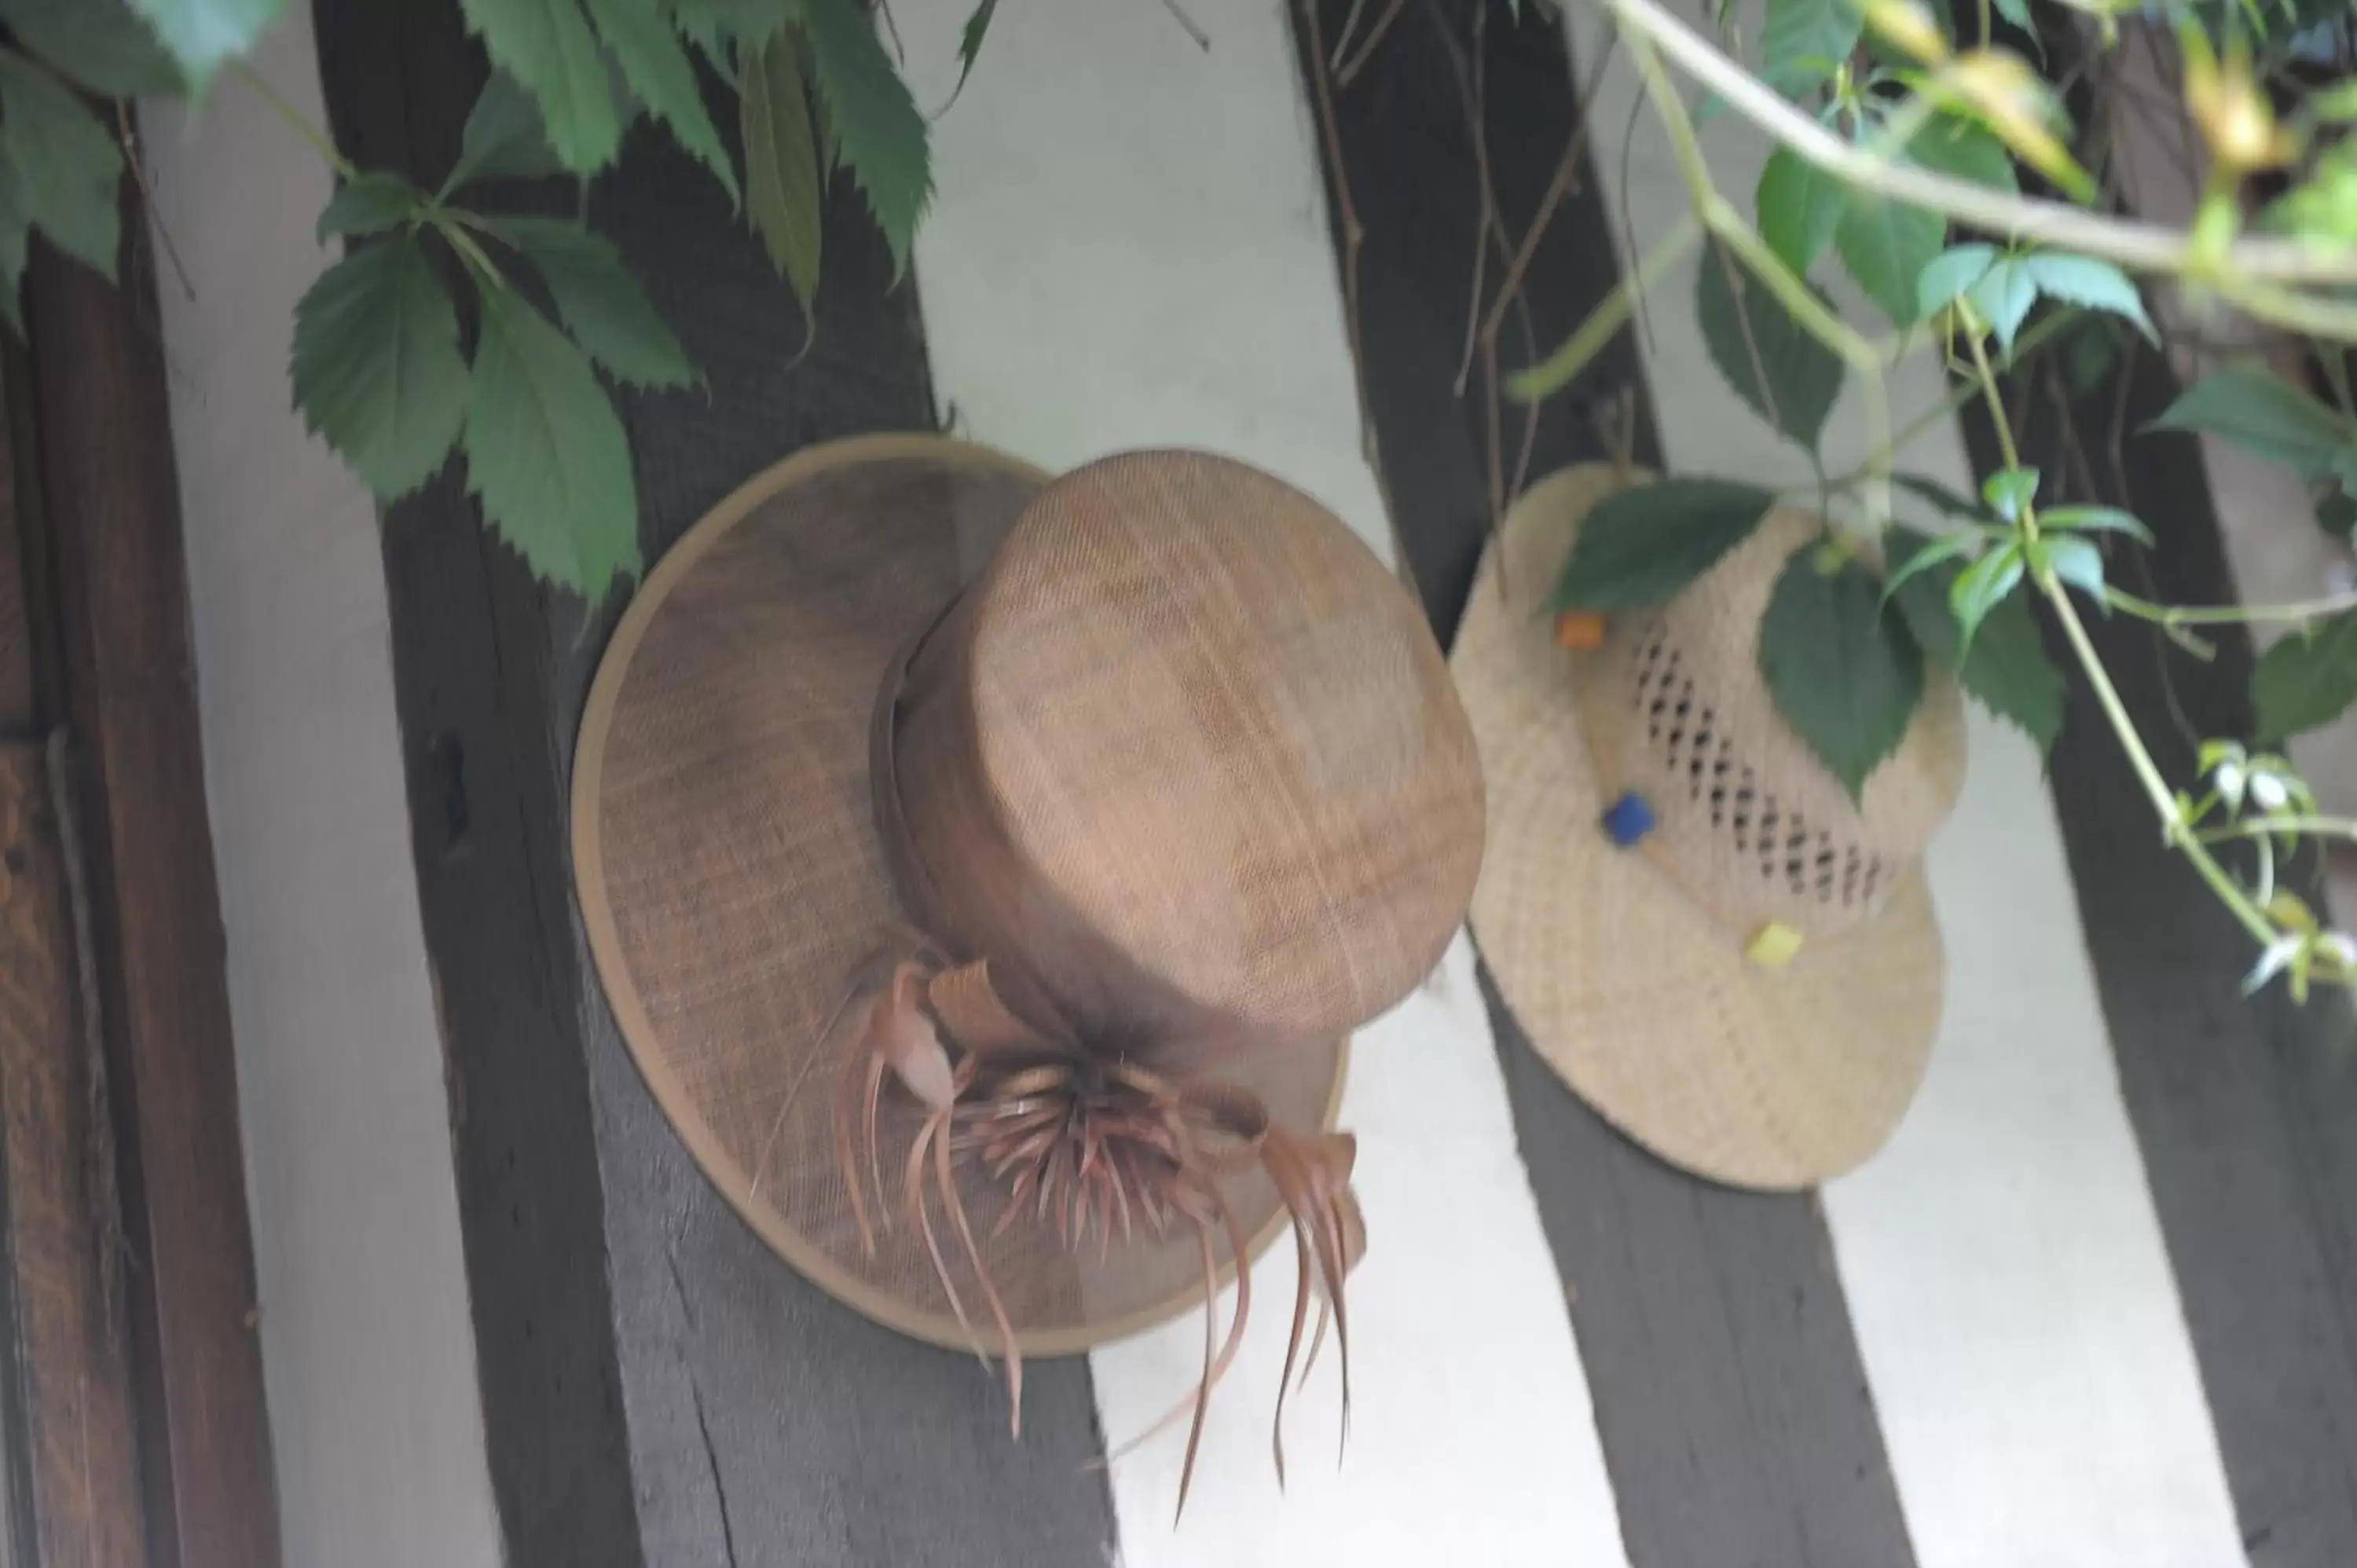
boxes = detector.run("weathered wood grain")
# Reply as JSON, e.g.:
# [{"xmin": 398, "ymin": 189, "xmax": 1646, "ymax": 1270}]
[
  {"xmin": 20, "ymin": 195, "xmax": 277, "ymax": 1568},
  {"xmin": 0, "ymin": 355, "xmax": 148, "ymax": 1568}
]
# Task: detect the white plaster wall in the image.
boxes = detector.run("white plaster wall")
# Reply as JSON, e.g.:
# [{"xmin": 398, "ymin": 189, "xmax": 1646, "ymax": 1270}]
[{"xmin": 138, "ymin": 7, "xmax": 502, "ymax": 1566}]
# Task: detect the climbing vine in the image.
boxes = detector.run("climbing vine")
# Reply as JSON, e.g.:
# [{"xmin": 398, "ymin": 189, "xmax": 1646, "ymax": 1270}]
[
  {"xmin": 3, "ymin": 0, "xmax": 2352, "ymax": 997},
  {"xmin": 1306, "ymin": 0, "xmax": 2357, "ymax": 997}
]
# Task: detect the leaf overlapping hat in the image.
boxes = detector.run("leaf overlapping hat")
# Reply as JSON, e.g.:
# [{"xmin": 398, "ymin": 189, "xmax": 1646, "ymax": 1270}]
[{"xmin": 1453, "ymin": 465, "xmax": 1967, "ymax": 1189}]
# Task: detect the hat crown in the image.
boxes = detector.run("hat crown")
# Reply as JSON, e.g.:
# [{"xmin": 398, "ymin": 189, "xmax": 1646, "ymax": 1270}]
[
  {"xmin": 1582, "ymin": 505, "xmax": 1966, "ymax": 943},
  {"xmin": 891, "ymin": 451, "xmax": 1485, "ymax": 1050}
]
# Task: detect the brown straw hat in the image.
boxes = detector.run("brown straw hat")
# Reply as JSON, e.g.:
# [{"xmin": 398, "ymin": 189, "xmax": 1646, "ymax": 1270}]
[
  {"xmin": 574, "ymin": 434, "xmax": 1482, "ymax": 1482},
  {"xmin": 1452, "ymin": 464, "xmax": 1966, "ymax": 1190}
]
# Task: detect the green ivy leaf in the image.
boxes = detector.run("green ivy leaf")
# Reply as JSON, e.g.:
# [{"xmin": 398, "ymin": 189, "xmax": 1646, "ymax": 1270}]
[
  {"xmin": 2150, "ymin": 368, "xmax": 2355, "ymax": 480},
  {"xmin": 741, "ymin": 25, "xmax": 823, "ymax": 311},
  {"xmin": 316, "ymin": 171, "xmax": 423, "ymax": 244},
  {"xmin": 486, "ymin": 215, "xmax": 695, "ymax": 388},
  {"xmin": 2253, "ymin": 610, "xmax": 2357, "ymax": 742},
  {"xmin": 290, "ymin": 236, "xmax": 468, "ymax": 500},
  {"xmin": 0, "ymin": 0, "xmax": 185, "ymax": 96},
  {"xmin": 0, "ymin": 49, "xmax": 123, "ymax": 280},
  {"xmin": 459, "ymin": 0, "xmax": 623, "ymax": 176},
  {"xmin": 1990, "ymin": 0, "xmax": 2032, "ymax": 29},
  {"xmin": 2040, "ymin": 504, "xmax": 2154, "ymax": 544},
  {"xmin": 1758, "ymin": 542, "xmax": 1926, "ymax": 800},
  {"xmin": 1915, "ymin": 241, "xmax": 1996, "ymax": 319},
  {"xmin": 2019, "ymin": 253, "xmax": 2156, "ymax": 343},
  {"xmin": 123, "ymin": 0, "xmax": 281, "ymax": 86},
  {"xmin": 665, "ymin": 0, "xmax": 795, "ymax": 53},
  {"xmin": 1695, "ymin": 240, "xmax": 1845, "ymax": 452},
  {"xmin": 1756, "ymin": 147, "xmax": 1848, "ymax": 275},
  {"xmin": 801, "ymin": 0, "xmax": 931, "ymax": 277},
  {"xmin": 2033, "ymin": 533, "xmax": 2106, "ymax": 604},
  {"xmin": 1907, "ymin": 115, "xmax": 2017, "ymax": 192},
  {"xmin": 1881, "ymin": 526, "xmax": 1980, "ymax": 598},
  {"xmin": 444, "ymin": 71, "xmax": 568, "ymax": 193},
  {"xmin": 1890, "ymin": 529, "xmax": 2062, "ymax": 749},
  {"xmin": 1550, "ymin": 478, "xmax": 1777, "ymax": 610},
  {"xmin": 1981, "ymin": 464, "xmax": 2037, "ymax": 521},
  {"xmin": 584, "ymin": 0, "xmax": 738, "ymax": 203},
  {"xmin": 1761, "ymin": 0, "xmax": 1860, "ymax": 96},
  {"xmin": 1963, "ymin": 253, "xmax": 2037, "ymax": 356},
  {"xmin": 1835, "ymin": 192, "xmax": 1944, "ymax": 325},
  {"xmin": 1949, "ymin": 539, "xmax": 2025, "ymax": 656},
  {"xmin": 462, "ymin": 290, "xmax": 642, "ymax": 602}
]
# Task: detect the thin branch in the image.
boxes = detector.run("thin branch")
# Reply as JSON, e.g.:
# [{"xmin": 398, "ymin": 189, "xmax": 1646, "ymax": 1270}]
[
  {"xmin": 1824, "ymin": 311, "xmax": 2080, "ymax": 494},
  {"xmin": 1964, "ymin": 332, "xmax": 2282, "ymax": 950},
  {"xmin": 1330, "ymin": 0, "xmax": 1375, "ymax": 65},
  {"xmin": 2107, "ymin": 585, "xmax": 2357, "ymax": 628},
  {"xmin": 2198, "ymin": 816, "xmax": 2357, "ymax": 845},
  {"xmin": 1598, "ymin": 0, "xmax": 2357, "ymax": 288},
  {"xmin": 1333, "ymin": 0, "xmax": 1406, "ymax": 86},
  {"xmin": 1158, "ymin": 0, "xmax": 1214, "ymax": 51},
  {"xmin": 1477, "ymin": 33, "xmax": 1617, "ymax": 351},
  {"xmin": 232, "ymin": 61, "xmax": 356, "ymax": 183},
  {"xmin": 1505, "ymin": 212, "xmax": 1702, "ymax": 397},
  {"xmin": 1612, "ymin": 25, "xmax": 1895, "ymax": 520},
  {"xmin": 1453, "ymin": 0, "xmax": 1494, "ymax": 393},
  {"xmin": 115, "ymin": 107, "xmax": 196, "ymax": 302}
]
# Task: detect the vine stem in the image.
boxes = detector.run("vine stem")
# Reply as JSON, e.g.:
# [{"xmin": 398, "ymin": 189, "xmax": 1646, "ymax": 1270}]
[
  {"xmin": 2218, "ymin": 276, "xmax": 2357, "ymax": 343},
  {"xmin": 1964, "ymin": 332, "xmax": 2281, "ymax": 949},
  {"xmin": 232, "ymin": 62, "xmax": 356, "ymax": 184},
  {"xmin": 2197, "ymin": 816, "xmax": 2357, "ymax": 845},
  {"xmin": 1821, "ymin": 310, "xmax": 2083, "ymax": 494},
  {"xmin": 1615, "ymin": 25, "xmax": 1896, "ymax": 525},
  {"xmin": 1593, "ymin": 0, "xmax": 2357, "ymax": 289},
  {"xmin": 1507, "ymin": 214, "xmax": 1702, "ymax": 397},
  {"xmin": 2108, "ymin": 584, "xmax": 2357, "ymax": 628}
]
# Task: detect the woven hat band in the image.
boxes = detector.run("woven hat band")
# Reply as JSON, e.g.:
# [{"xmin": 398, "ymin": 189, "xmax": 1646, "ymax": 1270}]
[{"xmin": 1573, "ymin": 507, "xmax": 1967, "ymax": 947}]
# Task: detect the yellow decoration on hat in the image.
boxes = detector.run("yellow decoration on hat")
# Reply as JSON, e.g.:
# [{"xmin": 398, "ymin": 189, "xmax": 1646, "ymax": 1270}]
[{"xmin": 1745, "ymin": 921, "xmax": 1805, "ymax": 969}]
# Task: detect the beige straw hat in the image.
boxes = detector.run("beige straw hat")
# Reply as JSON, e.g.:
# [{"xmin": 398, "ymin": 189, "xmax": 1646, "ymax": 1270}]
[
  {"xmin": 1453, "ymin": 464, "xmax": 1966, "ymax": 1189},
  {"xmin": 573, "ymin": 435, "xmax": 1482, "ymax": 1455}
]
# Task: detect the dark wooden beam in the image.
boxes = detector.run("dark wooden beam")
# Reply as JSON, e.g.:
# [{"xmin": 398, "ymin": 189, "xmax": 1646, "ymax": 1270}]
[
  {"xmin": 303, "ymin": 5, "xmax": 648, "ymax": 1562},
  {"xmin": 9, "ymin": 190, "xmax": 278, "ymax": 1567},
  {"xmin": 304, "ymin": 4, "xmax": 1124, "ymax": 1563},
  {"xmin": 0, "ymin": 341, "xmax": 149, "ymax": 1568}
]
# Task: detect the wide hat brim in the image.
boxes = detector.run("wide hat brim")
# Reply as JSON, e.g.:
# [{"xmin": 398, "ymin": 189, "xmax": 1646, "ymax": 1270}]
[
  {"xmin": 574, "ymin": 434, "xmax": 1344, "ymax": 1354},
  {"xmin": 1451, "ymin": 466, "xmax": 1941, "ymax": 1189}
]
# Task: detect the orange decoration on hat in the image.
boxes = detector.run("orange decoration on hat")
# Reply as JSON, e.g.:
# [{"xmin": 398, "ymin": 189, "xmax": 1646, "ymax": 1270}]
[{"xmin": 1554, "ymin": 609, "xmax": 1607, "ymax": 650}]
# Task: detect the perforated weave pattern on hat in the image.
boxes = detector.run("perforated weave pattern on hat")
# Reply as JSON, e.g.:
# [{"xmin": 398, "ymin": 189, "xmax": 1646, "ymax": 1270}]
[{"xmin": 1578, "ymin": 506, "xmax": 1967, "ymax": 943}]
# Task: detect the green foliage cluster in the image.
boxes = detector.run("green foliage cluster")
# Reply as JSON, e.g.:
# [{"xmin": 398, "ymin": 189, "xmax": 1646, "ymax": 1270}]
[
  {"xmin": 1514, "ymin": 0, "xmax": 2357, "ymax": 993},
  {"xmin": 0, "ymin": 0, "xmax": 943, "ymax": 603}
]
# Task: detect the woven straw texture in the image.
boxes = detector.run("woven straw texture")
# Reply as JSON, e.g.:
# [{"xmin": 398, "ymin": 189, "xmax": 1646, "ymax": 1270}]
[
  {"xmin": 576, "ymin": 436, "xmax": 1479, "ymax": 1352},
  {"xmin": 896, "ymin": 452, "xmax": 1483, "ymax": 1053},
  {"xmin": 1453, "ymin": 465, "xmax": 1960, "ymax": 1189}
]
